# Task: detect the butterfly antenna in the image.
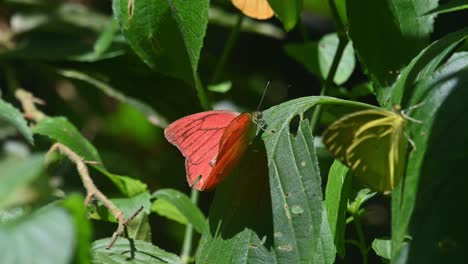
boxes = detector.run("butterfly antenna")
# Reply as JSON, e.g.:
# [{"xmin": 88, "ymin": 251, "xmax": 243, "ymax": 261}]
[
  {"xmin": 401, "ymin": 111, "xmax": 423, "ymax": 124},
  {"xmin": 256, "ymin": 81, "xmax": 270, "ymax": 113}
]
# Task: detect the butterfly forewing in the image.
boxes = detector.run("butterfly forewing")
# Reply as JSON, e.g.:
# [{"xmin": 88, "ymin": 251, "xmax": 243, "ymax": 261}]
[
  {"xmin": 164, "ymin": 111, "xmax": 240, "ymax": 189},
  {"xmin": 208, "ymin": 113, "xmax": 256, "ymax": 188},
  {"xmin": 322, "ymin": 110, "xmax": 407, "ymax": 193}
]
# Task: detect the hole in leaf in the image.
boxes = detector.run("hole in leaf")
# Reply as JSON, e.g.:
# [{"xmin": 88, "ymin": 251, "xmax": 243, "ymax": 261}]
[{"xmin": 289, "ymin": 115, "xmax": 301, "ymax": 136}]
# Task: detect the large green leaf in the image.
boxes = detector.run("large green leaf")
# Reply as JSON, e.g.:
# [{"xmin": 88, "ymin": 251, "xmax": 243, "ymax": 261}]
[
  {"xmin": 0, "ymin": 98, "xmax": 34, "ymax": 144},
  {"xmin": 391, "ymin": 27, "xmax": 468, "ymax": 108},
  {"xmin": 391, "ymin": 52, "xmax": 468, "ymax": 262},
  {"xmin": 114, "ymin": 0, "xmax": 209, "ymax": 86},
  {"xmin": 0, "ymin": 205, "xmax": 75, "ymax": 264},
  {"xmin": 92, "ymin": 237, "xmax": 182, "ymax": 264},
  {"xmin": 263, "ymin": 99, "xmax": 330, "ymax": 263},
  {"xmin": 33, "ymin": 117, "xmax": 147, "ymax": 196},
  {"xmin": 347, "ymin": 0, "xmax": 437, "ymax": 105},
  {"xmin": 0, "ymin": 154, "xmax": 44, "ymax": 209},
  {"xmin": 324, "ymin": 160, "xmax": 351, "ymax": 257},
  {"xmin": 261, "ymin": 97, "xmax": 363, "ymax": 263},
  {"xmin": 151, "ymin": 188, "xmax": 205, "ymax": 234},
  {"xmin": 268, "ymin": 0, "xmax": 303, "ymax": 31}
]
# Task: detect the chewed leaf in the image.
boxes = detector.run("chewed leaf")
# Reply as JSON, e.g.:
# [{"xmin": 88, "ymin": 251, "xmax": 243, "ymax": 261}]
[{"xmin": 261, "ymin": 96, "xmax": 368, "ymax": 263}]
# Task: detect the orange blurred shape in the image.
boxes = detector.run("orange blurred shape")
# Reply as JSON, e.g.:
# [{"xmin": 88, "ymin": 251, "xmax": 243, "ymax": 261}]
[{"xmin": 231, "ymin": 0, "xmax": 274, "ymax": 20}]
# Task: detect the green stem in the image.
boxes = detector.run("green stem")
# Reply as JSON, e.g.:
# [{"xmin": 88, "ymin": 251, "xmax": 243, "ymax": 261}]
[
  {"xmin": 310, "ymin": 0, "xmax": 348, "ymax": 133},
  {"xmin": 195, "ymin": 72, "xmax": 212, "ymax": 111},
  {"xmin": 211, "ymin": 14, "xmax": 244, "ymax": 84},
  {"xmin": 353, "ymin": 213, "xmax": 369, "ymax": 264},
  {"xmin": 181, "ymin": 188, "xmax": 200, "ymax": 263}
]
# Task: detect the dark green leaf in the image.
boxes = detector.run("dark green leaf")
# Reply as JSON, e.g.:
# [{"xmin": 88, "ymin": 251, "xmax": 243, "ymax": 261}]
[
  {"xmin": 0, "ymin": 205, "xmax": 75, "ymax": 264},
  {"xmin": 391, "ymin": 52, "xmax": 468, "ymax": 263},
  {"xmin": 347, "ymin": 0, "xmax": 437, "ymax": 105},
  {"xmin": 61, "ymin": 194, "xmax": 93, "ymax": 264},
  {"xmin": 92, "ymin": 237, "xmax": 182, "ymax": 264},
  {"xmin": 268, "ymin": 0, "xmax": 303, "ymax": 31},
  {"xmin": 115, "ymin": 0, "xmax": 209, "ymax": 86},
  {"xmin": 372, "ymin": 238, "xmax": 391, "ymax": 260},
  {"xmin": 196, "ymin": 144, "xmax": 275, "ymax": 263},
  {"xmin": 0, "ymin": 98, "xmax": 34, "ymax": 144},
  {"xmin": 0, "ymin": 154, "xmax": 44, "ymax": 209},
  {"xmin": 151, "ymin": 188, "xmax": 205, "ymax": 234},
  {"xmin": 33, "ymin": 117, "xmax": 147, "ymax": 196},
  {"xmin": 324, "ymin": 160, "xmax": 352, "ymax": 257}
]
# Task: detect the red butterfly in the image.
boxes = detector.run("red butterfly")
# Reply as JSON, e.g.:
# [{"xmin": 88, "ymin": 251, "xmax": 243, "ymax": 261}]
[{"xmin": 164, "ymin": 111, "xmax": 259, "ymax": 191}]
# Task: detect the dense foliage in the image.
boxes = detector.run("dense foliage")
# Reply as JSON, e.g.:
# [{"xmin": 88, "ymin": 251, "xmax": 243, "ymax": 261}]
[{"xmin": 0, "ymin": 0, "xmax": 467, "ymax": 263}]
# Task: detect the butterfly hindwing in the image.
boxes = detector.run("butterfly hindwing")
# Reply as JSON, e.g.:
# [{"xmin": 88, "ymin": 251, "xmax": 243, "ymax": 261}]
[{"xmin": 322, "ymin": 109, "xmax": 407, "ymax": 193}]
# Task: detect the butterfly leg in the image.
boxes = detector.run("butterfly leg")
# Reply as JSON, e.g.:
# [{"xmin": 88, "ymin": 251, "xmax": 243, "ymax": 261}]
[{"xmin": 405, "ymin": 132, "xmax": 417, "ymax": 151}]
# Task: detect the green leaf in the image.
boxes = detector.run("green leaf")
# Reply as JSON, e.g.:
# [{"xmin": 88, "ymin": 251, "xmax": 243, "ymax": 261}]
[
  {"xmin": 152, "ymin": 199, "xmax": 188, "ymax": 224},
  {"xmin": 151, "ymin": 188, "xmax": 205, "ymax": 234},
  {"xmin": 425, "ymin": 0, "xmax": 468, "ymax": 15},
  {"xmin": 115, "ymin": 0, "xmax": 209, "ymax": 86},
  {"xmin": 92, "ymin": 237, "xmax": 182, "ymax": 264},
  {"xmin": 391, "ymin": 27, "xmax": 468, "ymax": 109},
  {"xmin": 57, "ymin": 69, "xmax": 168, "ymax": 128},
  {"xmin": 196, "ymin": 144, "xmax": 275, "ymax": 263},
  {"xmin": 372, "ymin": 238, "xmax": 391, "ymax": 260},
  {"xmin": 317, "ymin": 210, "xmax": 336, "ymax": 263},
  {"xmin": 127, "ymin": 212, "xmax": 152, "ymax": 242},
  {"xmin": 347, "ymin": 188, "xmax": 376, "ymax": 215},
  {"xmin": 33, "ymin": 117, "xmax": 101, "ymax": 161},
  {"xmin": 285, "ymin": 33, "xmax": 355, "ymax": 85},
  {"xmin": 61, "ymin": 194, "xmax": 92, "ymax": 264},
  {"xmin": 33, "ymin": 117, "xmax": 147, "ymax": 196},
  {"xmin": 0, "ymin": 154, "xmax": 45, "ymax": 209},
  {"xmin": 261, "ymin": 97, "xmax": 353, "ymax": 263},
  {"xmin": 268, "ymin": 0, "xmax": 303, "ymax": 31},
  {"xmin": 391, "ymin": 52, "xmax": 468, "ymax": 263},
  {"xmin": 0, "ymin": 205, "xmax": 75, "ymax": 264},
  {"xmin": 347, "ymin": 0, "xmax": 437, "ymax": 104},
  {"xmin": 324, "ymin": 160, "xmax": 352, "ymax": 257},
  {"xmin": 0, "ymin": 98, "xmax": 34, "ymax": 144}
]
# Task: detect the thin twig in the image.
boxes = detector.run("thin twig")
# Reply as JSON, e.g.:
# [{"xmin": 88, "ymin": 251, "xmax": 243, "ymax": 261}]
[
  {"xmin": 16, "ymin": 89, "xmax": 142, "ymax": 250},
  {"xmin": 15, "ymin": 89, "xmax": 46, "ymax": 121},
  {"xmin": 47, "ymin": 143, "xmax": 143, "ymax": 249}
]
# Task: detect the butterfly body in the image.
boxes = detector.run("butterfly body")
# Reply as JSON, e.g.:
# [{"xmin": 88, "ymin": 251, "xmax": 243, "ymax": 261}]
[
  {"xmin": 322, "ymin": 109, "xmax": 408, "ymax": 193},
  {"xmin": 164, "ymin": 111, "xmax": 256, "ymax": 191}
]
